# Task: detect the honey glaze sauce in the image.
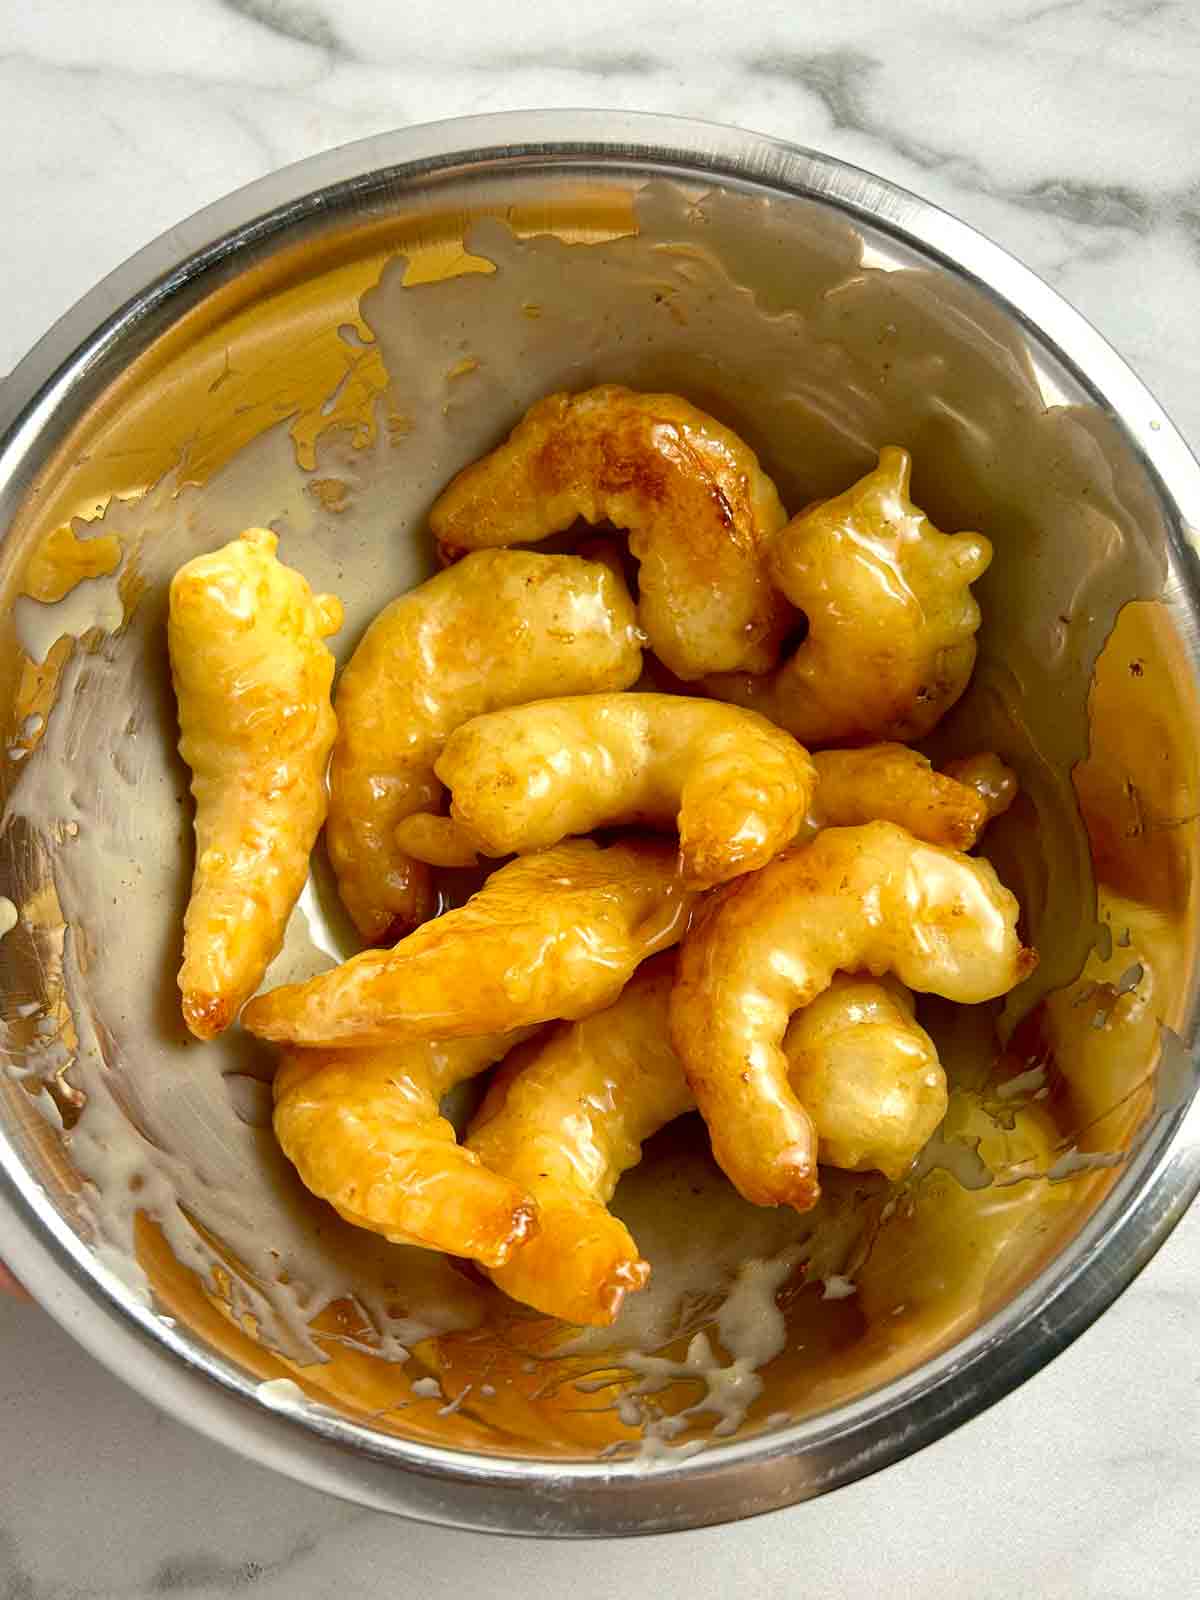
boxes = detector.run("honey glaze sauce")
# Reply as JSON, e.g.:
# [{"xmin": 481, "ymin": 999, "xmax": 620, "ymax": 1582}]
[{"xmin": 0, "ymin": 178, "xmax": 1184, "ymax": 1457}]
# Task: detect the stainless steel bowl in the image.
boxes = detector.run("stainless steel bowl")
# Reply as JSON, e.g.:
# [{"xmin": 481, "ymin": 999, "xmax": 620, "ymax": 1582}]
[{"xmin": 1, "ymin": 110, "xmax": 1199, "ymax": 1536}]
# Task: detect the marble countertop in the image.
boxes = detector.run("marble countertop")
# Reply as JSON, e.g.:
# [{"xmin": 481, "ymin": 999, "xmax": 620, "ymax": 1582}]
[{"xmin": 2, "ymin": 1, "xmax": 1199, "ymax": 1593}]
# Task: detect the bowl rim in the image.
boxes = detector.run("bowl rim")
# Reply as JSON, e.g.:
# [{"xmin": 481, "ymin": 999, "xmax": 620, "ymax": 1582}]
[{"xmin": 1, "ymin": 108, "xmax": 1199, "ymax": 1537}]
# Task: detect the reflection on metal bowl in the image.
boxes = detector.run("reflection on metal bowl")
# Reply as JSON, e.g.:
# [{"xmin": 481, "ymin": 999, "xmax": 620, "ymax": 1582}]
[{"xmin": 0, "ymin": 111, "xmax": 1198, "ymax": 1536}]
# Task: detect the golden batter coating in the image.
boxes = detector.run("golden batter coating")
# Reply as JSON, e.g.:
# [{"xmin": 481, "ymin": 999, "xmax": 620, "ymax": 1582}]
[
  {"xmin": 242, "ymin": 838, "xmax": 701, "ymax": 1048},
  {"xmin": 809, "ymin": 744, "xmax": 1016, "ymax": 850},
  {"xmin": 781, "ymin": 975, "xmax": 946, "ymax": 1181},
  {"xmin": 706, "ymin": 447, "xmax": 991, "ymax": 743},
  {"xmin": 468, "ymin": 967, "xmax": 945, "ymax": 1324},
  {"xmin": 429, "ymin": 386, "xmax": 791, "ymax": 680},
  {"xmin": 273, "ymin": 1032, "xmax": 537, "ymax": 1268},
  {"xmin": 168, "ymin": 528, "xmax": 342, "ymax": 1040},
  {"xmin": 467, "ymin": 960, "xmax": 690, "ymax": 1326},
  {"xmin": 326, "ymin": 549, "xmax": 642, "ymax": 944},
  {"xmin": 670, "ymin": 823, "xmax": 1035, "ymax": 1211},
  {"xmin": 407, "ymin": 693, "xmax": 815, "ymax": 886}
]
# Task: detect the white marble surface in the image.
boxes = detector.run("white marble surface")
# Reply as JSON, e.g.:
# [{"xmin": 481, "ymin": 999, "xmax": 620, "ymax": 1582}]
[{"xmin": 1, "ymin": 0, "xmax": 1199, "ymax": 1591}]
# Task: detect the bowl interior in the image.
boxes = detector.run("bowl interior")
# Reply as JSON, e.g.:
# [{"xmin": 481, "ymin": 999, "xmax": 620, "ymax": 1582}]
[{"xmin": 1, "ymin": 148, "xmax": 1198, "ymax": 1482}]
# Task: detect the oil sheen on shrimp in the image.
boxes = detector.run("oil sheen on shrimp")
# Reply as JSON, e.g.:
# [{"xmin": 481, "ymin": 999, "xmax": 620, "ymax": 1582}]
[
  {"xmin": 273, "ymin": 1032, "xmax": 538, "ymax": 1268},
  {"xmin": 781, "ymin": 975, "xmax": 946, "ymax": 1181},
  {"xmin": 242, "ymin": 838, "xmax": 701, "ymax": 1048},
  {"xmin": 168, "ymin": 528, "xmax": 342, "ymax": 1040},
  {"xmin": 466, "ymin": 959, "xmax": 690, "ymax": 1326},
  {"xmin": 404, "ymin": 693, "xmax": 815, "ymax": 887},
  {"xmin": 326, "ymin": 549, "xmax": 642, "ymax": 944},
  {"xmin": 429, "ymin": 385, "xmax": 791, "ymax": 681},
  {"xmin": 468, "ymin": 963, "xmax": 946, "ymax": 1325},
  {"xmin": 806, "ymin": 744, "xmax": 1016, "ymax": 851},
  {"xmin": 670, "ymin": 822, "xmax": 1036, "ymax": 1211},
  {"xmin": 706, "ymin": 447, "xmax": 991, "ymax": 743}
]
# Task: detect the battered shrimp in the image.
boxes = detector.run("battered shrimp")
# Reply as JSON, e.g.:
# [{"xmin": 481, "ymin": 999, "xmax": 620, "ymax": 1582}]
[
  {"xmin": 808, "ymin": 744, "xmax": 1016, "ymax": 850},
  {"xmin": 168, "ymin": 529, "xmax": 342, "ymax": 1040},
  {"xmin": 782, "ymin": 975, "xmax": 946, "ymax": 1181},
  {"xmin": 273, "ymin": 1032, "xmax": 538, "ymax": 1267},
  {"xmin": 467, "ymin": 960, "xmax": 690, "ymax": 1326},
  {"xmin": 942, "ymin": 752, "xmax": 1019, "ymax": 823},
  {"xmin": 242, "ymin": 839, "xmax": 700, "ymax": 1048},
  {"xmin": 670, "ymin": 822, "xmax": 1035, "ymax": 1209},
  {"xmin": 706, "ymin": 447, "xmax": 991, "ymax": 742},
  {"xmin": 429, "ymin": 386, "xmax": 791, "ymax": 681},
  {"xmin": 326, "ymin": 550, "xmax": 642, "ymax": 943},
  {"xmin": 469, "ymin": 964, "xmax": 945, "ymax": 1324},
  {"xmin": 404, "ymin": 694, "xmax": 815, "ymax": 887}
]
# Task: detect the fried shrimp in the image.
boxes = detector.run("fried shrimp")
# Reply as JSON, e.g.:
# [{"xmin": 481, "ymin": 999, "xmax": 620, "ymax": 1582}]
[
  {"xmin": 429, "ymin": 386, "xmax": 791, "ymax": 680},
  {"xmin": 706, "ymin": 447, "xmax": 991, "ymax": 743},
  {"xmin": 468, "ymin": 963, "xmax": 946, "ymax": 1324},
  {"xmin": 405, "ymin": 693, "xmax": 815, "ymax": 886},
  {"xmin": 273, "ymin": 1032, "xmax": 538, "ymax": 1267},
  {"xmin": 466, "ymin": 960, "xmax": 690, "ymax": 1325},
  {"xmin": 326, "ymin": 550, "xmax": 642, "ymax": 944},
  {"xmin": 781, "ymin": 975, "xmax": 946, "ymax": 1181},
  {"xmin": 243, "ymin": 839, "xmax": 700, "ymax": 1048},
  {"xmin": 942, "ymin": 752, "xmax": 1019, "ymax": 824},
  {"xmin": 670, "ymin": 822, "xmax": 1035, "ymax": 1209},
  {"xmin": 809, "ymin": 744, "xmax": 1016, "ymax": 850},
  {"xmin": 168, "ymin": 528, "xmax": 342, "ymax": 1040}
]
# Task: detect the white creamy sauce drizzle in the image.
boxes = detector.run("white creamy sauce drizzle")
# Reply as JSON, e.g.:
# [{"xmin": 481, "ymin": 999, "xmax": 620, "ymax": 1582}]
[
  {"xmin": 567, "ymin": 1145, "xmax": 879, "ymax": 1457},
  {"xmin": 13, "ymin": 572, "xmax": 126, "ymax": 665},
  {"xmin": 91, "ymin": 1244, "xmax": 154, "ymax": 1307},
  {"xmin": 22, "ymin": 1081, "xmax": 64, "ymax": 1131},
  {"xmin": 913, "ymin": 1106, "xmax": 1130, "ymax": 1196},
  {"xmin": 256, "ymin": 1377, "xmax": 308, "ymax": 1408},
  {"xmin": 255, "ymin": 1376, "xmax": 353, "ymax": 1422},
  {"xmin": 560, "ymin": 1137, "xmax": 876, "ymax": 1363},
  {"xmin": 438, "ymin": 1383, "xmax": 472, "ymax": 1416},
  {"xmin": 1043, "ymin": 1147, "xmax": 1127, "ymax": 1181},
  {"xmin": 588, "ymin": 1248, "xmax": 804, "ymax": 1460},
  {"xmin": 909, "ymin": 1127, "xmax": 997, "ymax": 1192},
  {"xmin": 995, "ymin": 1064, "xmax": 1048, "ymax": 1101}
]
